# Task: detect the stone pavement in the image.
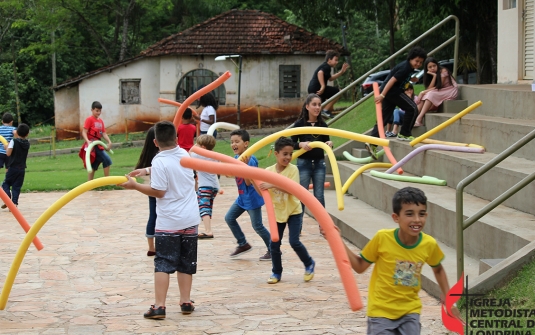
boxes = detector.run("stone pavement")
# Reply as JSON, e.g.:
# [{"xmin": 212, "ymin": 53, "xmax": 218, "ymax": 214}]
[{"xmin": 0, "ymin": 177, "xmax": 451, "ymax": 334}]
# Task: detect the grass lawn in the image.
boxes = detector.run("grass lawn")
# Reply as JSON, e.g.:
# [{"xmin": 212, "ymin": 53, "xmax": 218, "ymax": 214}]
[{"xmin": 0, "ymin": 147, "xmax": 143, "ymax": 192}]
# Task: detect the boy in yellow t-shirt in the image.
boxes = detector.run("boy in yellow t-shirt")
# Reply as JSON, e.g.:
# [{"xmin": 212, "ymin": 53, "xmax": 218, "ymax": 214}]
[
  {"xmin": 339, "ymin": 187, "xmax": 459, "ymax": 334},
  {"xmin": 259, "ymin": 137, "xmax": 315, "ymax": 284}
]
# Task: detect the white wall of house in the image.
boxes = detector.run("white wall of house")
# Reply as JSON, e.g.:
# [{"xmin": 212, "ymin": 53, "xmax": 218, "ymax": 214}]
[
  {"xmin": 55, "ymin": 53, "xmax": 336, "ymax": 138},
  {"xmin": 497, "ymin": 0, "xmax": 535, "ymax": 83},
  {"xmin": 77, "ymin": 58, "xmax": 161, "ymax": 133},
  {"xmin": 158, "ymin": 54, "xmax": 326, "ymax": 116}
]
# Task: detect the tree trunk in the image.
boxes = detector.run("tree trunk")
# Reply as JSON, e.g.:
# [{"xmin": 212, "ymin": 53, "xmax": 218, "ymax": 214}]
[
  {"xmin": 119, "ymin": 0, "xmax": 136, "ymax": 61},
  {"xmin": 388, "ymin": 0, "xmax": 395, "ymax": 68},
  {"xmin": 11, "ymin": 41, "xmax": 21, "ymax": 124}
]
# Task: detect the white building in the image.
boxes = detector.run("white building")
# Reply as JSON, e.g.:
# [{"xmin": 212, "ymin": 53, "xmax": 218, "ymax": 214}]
[
  {"xmin": 53, "ymin": 9, "xmax": 346, "ymax": 139},
  {"xmin": 497, "ymin": 0, "xmax": 535, "ymax": 83}
]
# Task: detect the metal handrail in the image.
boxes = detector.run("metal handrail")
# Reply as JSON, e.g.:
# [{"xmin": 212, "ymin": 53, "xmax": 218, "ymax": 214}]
[
  {"xmin": 456, "ymin": 129, "xmax": 535, "ymax": 280},
  {"xmin": 326, "ymin": 15, "xmax": 460, "ymax": 126}
]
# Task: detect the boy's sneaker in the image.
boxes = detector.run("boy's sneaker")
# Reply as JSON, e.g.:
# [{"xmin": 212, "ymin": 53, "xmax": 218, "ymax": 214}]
[
  {"xmin": 364, "ymin": 143, "xmax": 378, "ymax": 160},
  {"xmin": 180, "ymin": 301, "xmax": 195, "ymax": 314},
  {"xmin": 267, "ymin": 273, "xmax": 281, "ymax": 284},
  {"xmin": 397, "ymin": 134, "xmax": 415, "ymax": 141},
  {"xmin": 386, "ymin": 131, "xmax": 397, "ymax": 138},
  {"xmin": 304, "ymin": 260, "xmax": 315, "ymax": 282},
  {"xmin": 144, "ymin": 305, "xmax": 166, "ymax": 319},
  {"xmin": 259, "ymin": 251, "xmax": 271, "ymax": 261},
  {"xmin": 321, "ymin": 110, "xmax": 333, "ymax": 118},
  {"xmin": 1, "ymin": 204, "xmax": 6, "ymax": 209},
  {"xmin": 230, "ymin": 243, "xmax": 252, "ymax": 258}
]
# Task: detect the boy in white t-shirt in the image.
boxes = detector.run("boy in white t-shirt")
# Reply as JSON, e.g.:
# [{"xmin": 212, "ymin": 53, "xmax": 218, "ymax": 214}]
[
  {"xmin": 120, "ymin": 121, "xmax": 200, "ymax": 319},
  {"xmin": 190, "ymin": 134, "xmax": 220, "ymax": 239}
]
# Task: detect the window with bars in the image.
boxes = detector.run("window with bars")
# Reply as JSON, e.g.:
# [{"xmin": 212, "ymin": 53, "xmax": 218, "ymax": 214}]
[
  {"xmin": 279, "ymin": 65, "xmax": 301, "ymax": 98},
  {"xmin": 176, "ymin": 69, "xmax": 226, "ymax": 105},
  {"xmin": 120, "ymin": 79, "xmax": 141, "ymax": 104}
]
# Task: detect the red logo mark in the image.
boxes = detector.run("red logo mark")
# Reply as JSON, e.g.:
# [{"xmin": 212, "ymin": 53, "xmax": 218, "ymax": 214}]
[{"xmin": 441, "ymin": 273, "xmax": 465, "ymax": 335}]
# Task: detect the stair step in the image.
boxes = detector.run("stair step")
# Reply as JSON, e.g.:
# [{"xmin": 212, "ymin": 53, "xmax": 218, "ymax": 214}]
[
  {"xmin": 312, "ymin": 191, "xmax": 480, "ymax": 300},
  {"xmin": 387, "ymin": 140, "xmax": 535, "ymax": 216},
  {"xmin": 425, "ymin": 113, "xmax": 535, "ymax": 161},
  {"xmin": 460, "ymin": 84, "xmax": 535, "ymax": 120},
  {"xmin": 479, "ymin": 258, "xmax": 505, "ymax": 275},
  {"xmin": 338, "ymin": 161, "xmax": 535, "ymax": 261}
]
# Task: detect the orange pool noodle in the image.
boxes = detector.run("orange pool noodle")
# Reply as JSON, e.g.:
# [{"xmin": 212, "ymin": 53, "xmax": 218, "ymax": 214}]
[
  {"xmin": 0, "ymin": 188, "xmax": 43, "ymax": 251},
  {"xmin": 189, "ymin": 146, "xmax": 279, "ymax": 243},
  {"xmin": 172, "ymin": 72, "xmax": 232, "ymax": 130},
  {"xmin": 372, "ymin": 82, "xmax": 403, "ymax": 174},
  {"xmin": 181, "ymin": 156, "xmax": 363, "ymax": 311}
]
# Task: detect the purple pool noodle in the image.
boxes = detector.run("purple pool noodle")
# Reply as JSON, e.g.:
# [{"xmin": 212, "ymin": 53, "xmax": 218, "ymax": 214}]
[{"xmin": 385, "ymin": 144, "xmax": 485, "ymax": 174}]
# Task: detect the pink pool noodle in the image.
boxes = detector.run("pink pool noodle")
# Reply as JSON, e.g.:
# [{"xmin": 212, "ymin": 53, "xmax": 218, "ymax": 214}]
[
  {"xmin": 181, "ymin": 156, "xmax": 363, "ymax": 311},
  {"xmin": 189, "ymin": 146, "xmax": 279, "ymax": 243}
]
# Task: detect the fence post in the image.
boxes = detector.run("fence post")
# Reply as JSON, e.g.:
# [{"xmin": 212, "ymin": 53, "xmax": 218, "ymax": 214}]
[
  {"xmin": 51, "ymin": 128, "xmax": 56, "ymax": 158},
  {"xmin": 256, "ymin": 106, "xmax": 261, "ymax": 129}
]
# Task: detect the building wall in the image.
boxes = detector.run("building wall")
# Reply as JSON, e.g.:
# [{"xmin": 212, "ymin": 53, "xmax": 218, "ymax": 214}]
[
  {"xmin": 55, "ymin": 54, "xmax": 335, "ymax": 138},
  {"xmin": 159, "ymin": 54, "xmax": 327, "ymax": 126},
  {"xmin": 497, "ymin": 0, "xmax": 529, "ymax": 83},
  {"xmin": 54, "ymin": 86, "xmax": 80, "ymax": 139},
  {"xmin": 77, "ymin": 58, "xmax": 161, "ymax": 136},
  {"xmin": 497, "ymin": 0, "xmax": 522, "ymax": 83}
]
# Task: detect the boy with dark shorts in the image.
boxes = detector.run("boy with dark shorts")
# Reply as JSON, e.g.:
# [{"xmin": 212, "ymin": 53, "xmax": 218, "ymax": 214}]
[
  {"xmin": 120, "ymin": 121, "xmax": 200, "ymax": 319},
  {"xmin": 337, "ymin": 187, "xmax": 460, "ymax": 334},
  {"xmin": 0, "ymin": 112, "xmax": 17, "ymax": 172},
  {"xmin": 2, "ymin": 123, "xmax": 30, "ymax": 209},
  {"xmin": 82, "ymin": 101, "xmax": 113, "ymax": 180}
]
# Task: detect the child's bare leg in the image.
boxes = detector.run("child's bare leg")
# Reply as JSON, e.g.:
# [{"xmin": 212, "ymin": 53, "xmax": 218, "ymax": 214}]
[
  {"xmin": 154, "ymin": 272, "xmax": 170, "ymax": 307},
  {"xmin": 415, "ymin": 100, "xmax": 433, "ymax": 125},
  {"xmin": 201, "ymin": 216, "xmax": 212, "ymax": 235},
  {"xmin": 177, "ymin": 273, "xmax": 193, "ymax": 304},
  {"xmin": 87, "ymin": 171, "xmax": 95, "ymax": 181},
  {"xmin": 103, "ymin": 166, "xmax": 110, "ymax": 177},
  {"xmin": 147, "ymin": 237, "xmax": 155, "ymax": 252},
  {"xmin": 323, "ymin": 95, "xmax": 340, "ymax": 112},
  {"xmin": 392, "ymin": 124, "xmax": 399, "ymax": 135}
]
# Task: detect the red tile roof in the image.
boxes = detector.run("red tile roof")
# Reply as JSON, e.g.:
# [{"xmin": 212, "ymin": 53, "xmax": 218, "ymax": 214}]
[
  {"xmin": 141, "ymin": 9, "xmax": 347, "ymax": 56},
  {"xmin": 55, "ymin": 9, "xmax": 346, "ymax": 88}
]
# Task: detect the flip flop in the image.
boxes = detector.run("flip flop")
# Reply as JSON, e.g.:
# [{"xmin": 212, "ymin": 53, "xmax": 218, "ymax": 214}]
[{"xmin": 198, "ymin": 233, "xmax": 214, "ymax": 239}]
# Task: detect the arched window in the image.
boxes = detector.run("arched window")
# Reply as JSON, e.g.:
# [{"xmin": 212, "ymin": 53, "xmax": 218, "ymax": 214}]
[{"xmin": 176, "ymin": 69, "xmax": 226, "ymax": 105}]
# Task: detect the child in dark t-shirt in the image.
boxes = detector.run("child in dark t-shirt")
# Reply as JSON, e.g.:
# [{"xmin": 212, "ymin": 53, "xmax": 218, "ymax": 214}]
[
  {"xmin": 365, "ymin": 47, "xmax": 427, "ymax": 160},
  {"xmin": 1, "ymin": 123, "xmax": 30, "ymax": 209}
]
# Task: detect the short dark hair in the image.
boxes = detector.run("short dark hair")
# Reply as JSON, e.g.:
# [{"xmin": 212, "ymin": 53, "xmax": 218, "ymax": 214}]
[
  {"xmin": 154, "ymin": 121, "xmax": 177, "ymax": 147},
  {"xmin": 230, "ymin": 129, "xmax": 250, "ymax": 142},
  {"xmin": 406, "ymin": 46, "xmax": 427, "ymax": 61},
  {"xmin": 196, "ymin": 134, "xmax": 216, "ymax": 150},
  {"xmin": 2, "ymin": 112, "xmax": 13, "ymax": 124},
  {"xmin": 325, "ymin": 50, "xmax": 340, "ymax": 62},
  {"xmin": 392, "ymin": 187, "xmax": 427, "ymax": 215},
  {"xmin": 183, "ymin": 108, "xmax": 192, "ymax": 119},
  {"xmin": 274, "ymin": 137, "xmax": 294, "ymax": 152},
  {"xmin": 17, "ymin": 123, "xmax": 30, "ymax": 137},
  {"xmin": 91, "ymin": 101, "xmax": 102, "ymax": 109}
]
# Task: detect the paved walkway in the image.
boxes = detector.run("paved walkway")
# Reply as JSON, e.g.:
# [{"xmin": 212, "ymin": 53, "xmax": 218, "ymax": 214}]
[{"xmin": 0, "ymin": 177, "xmax": 450, "ymax": 334}]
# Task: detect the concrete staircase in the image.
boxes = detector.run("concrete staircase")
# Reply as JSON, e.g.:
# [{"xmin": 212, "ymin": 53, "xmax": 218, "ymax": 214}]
[{"xmin": 316, "ymin": 84, "xmax": 535, "ymax": 299}]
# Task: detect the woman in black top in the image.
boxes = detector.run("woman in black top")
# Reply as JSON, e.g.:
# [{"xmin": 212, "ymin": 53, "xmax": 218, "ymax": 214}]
[{"xmin": 291, "ymin": 94, "xmax": 333, "ymax": 208}]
